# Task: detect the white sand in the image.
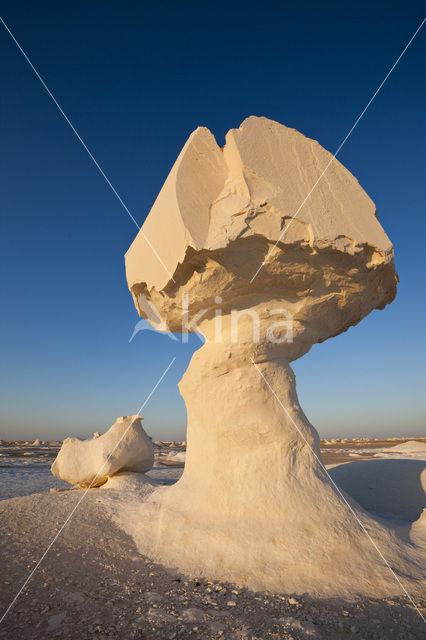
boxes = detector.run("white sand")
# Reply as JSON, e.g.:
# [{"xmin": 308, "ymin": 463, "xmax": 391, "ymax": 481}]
[{"xmin": 0, "ymin": 441, "xmax": 425, "ymax": 638}]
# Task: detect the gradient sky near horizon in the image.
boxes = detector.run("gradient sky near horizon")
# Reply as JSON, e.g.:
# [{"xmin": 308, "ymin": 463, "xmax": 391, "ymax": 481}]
[{"xmin": 1, "ymin": 1, "xmax": 425, "ymax": 441}]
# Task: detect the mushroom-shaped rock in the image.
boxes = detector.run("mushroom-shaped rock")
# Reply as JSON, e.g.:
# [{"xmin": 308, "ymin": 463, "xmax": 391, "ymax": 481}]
[
  {"xmin": 124, "ymin": 117, "xmax": 425, "ymax": 597},
  {"xmin": 51, "ymin": 415, "xmax": 154, "ymax": 488}
]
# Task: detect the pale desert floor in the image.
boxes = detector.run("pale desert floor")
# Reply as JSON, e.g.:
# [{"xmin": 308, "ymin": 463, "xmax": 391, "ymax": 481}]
[{"xmin": 0, "ymin": 438, "xmax": 425, "ymax": 639}]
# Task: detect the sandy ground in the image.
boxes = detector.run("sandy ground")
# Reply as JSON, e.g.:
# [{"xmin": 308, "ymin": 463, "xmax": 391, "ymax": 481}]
[
  {"xmin": 320, "ymin": 437, "xmax": 426, "ymax": 466},
  {"xmin": 0, "ymin": 439, "xmax": 425, "ymax": 639},
  {"xmin": 0, "ymin": 489, "xmax": 425, "ymax": 640}
]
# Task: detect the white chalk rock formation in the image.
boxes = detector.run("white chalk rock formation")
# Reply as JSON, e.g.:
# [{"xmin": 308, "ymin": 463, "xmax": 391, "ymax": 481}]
[
  {"xmin": 123, "ymin": 117, "xmax": 425, "ymax": 596},
  {"xmin": 51, "ymin": 415, "xmax": 154, "ymax": 488},
  {"xmin": 156, "ymin": 450, "xmax": 186, "ymax": 467},
  {"xmin": 385, "ymin": 440, "xmax": 426, "ymax": 457},
  {"xmin": 330, "ymin": 459, "xmax": 426, "ymax": 523}
]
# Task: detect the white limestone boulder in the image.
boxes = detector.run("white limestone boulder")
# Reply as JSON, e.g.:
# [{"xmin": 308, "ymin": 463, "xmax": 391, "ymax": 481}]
[{"xmin": 51, "ymin": 415, "xmax": 154, "ymax": 488}]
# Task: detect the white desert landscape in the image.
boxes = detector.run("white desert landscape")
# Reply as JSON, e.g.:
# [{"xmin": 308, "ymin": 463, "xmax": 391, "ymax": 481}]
[
  {"xmin": 0, "ymin": 435, "xmax": 425, "ymax": 639},
  {"xmin": 1, "ymin": 118, "xmax": 425, "ymax": 639}
]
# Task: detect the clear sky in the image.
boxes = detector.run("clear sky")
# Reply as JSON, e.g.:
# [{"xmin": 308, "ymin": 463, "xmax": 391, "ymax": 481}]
[{"xmin": 1, "ymin": 1, "xmax": 425, "ymax": 441}]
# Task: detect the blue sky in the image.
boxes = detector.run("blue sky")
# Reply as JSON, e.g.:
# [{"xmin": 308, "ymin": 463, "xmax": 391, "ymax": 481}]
[{"xmin": 1, "ymin": 1, "xmax": 425, "ymax": 440}]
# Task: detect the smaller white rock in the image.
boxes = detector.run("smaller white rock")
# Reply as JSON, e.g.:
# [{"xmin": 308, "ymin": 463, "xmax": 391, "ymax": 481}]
[{"xmin": 51, "ymin": 415, "xmax": 154, "ymax": 487}]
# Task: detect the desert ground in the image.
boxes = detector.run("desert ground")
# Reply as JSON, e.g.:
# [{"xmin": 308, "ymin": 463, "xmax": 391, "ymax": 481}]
[{"xmin": 0, "ymin": 437, "xmax": 425, "ymax": 639}]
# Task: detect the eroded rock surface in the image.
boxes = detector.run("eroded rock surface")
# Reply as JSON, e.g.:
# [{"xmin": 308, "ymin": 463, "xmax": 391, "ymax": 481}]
[
  {"xmin": 122, "ymin": 117, "xmax": 425, "ymax": 597},
  {"xmin": 126, "ymin": 115, "xmax": 394, "ymax": 293},
  {"xmin": 51, "ymin": 415, "xmax": 154, "ymax": 488}
]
